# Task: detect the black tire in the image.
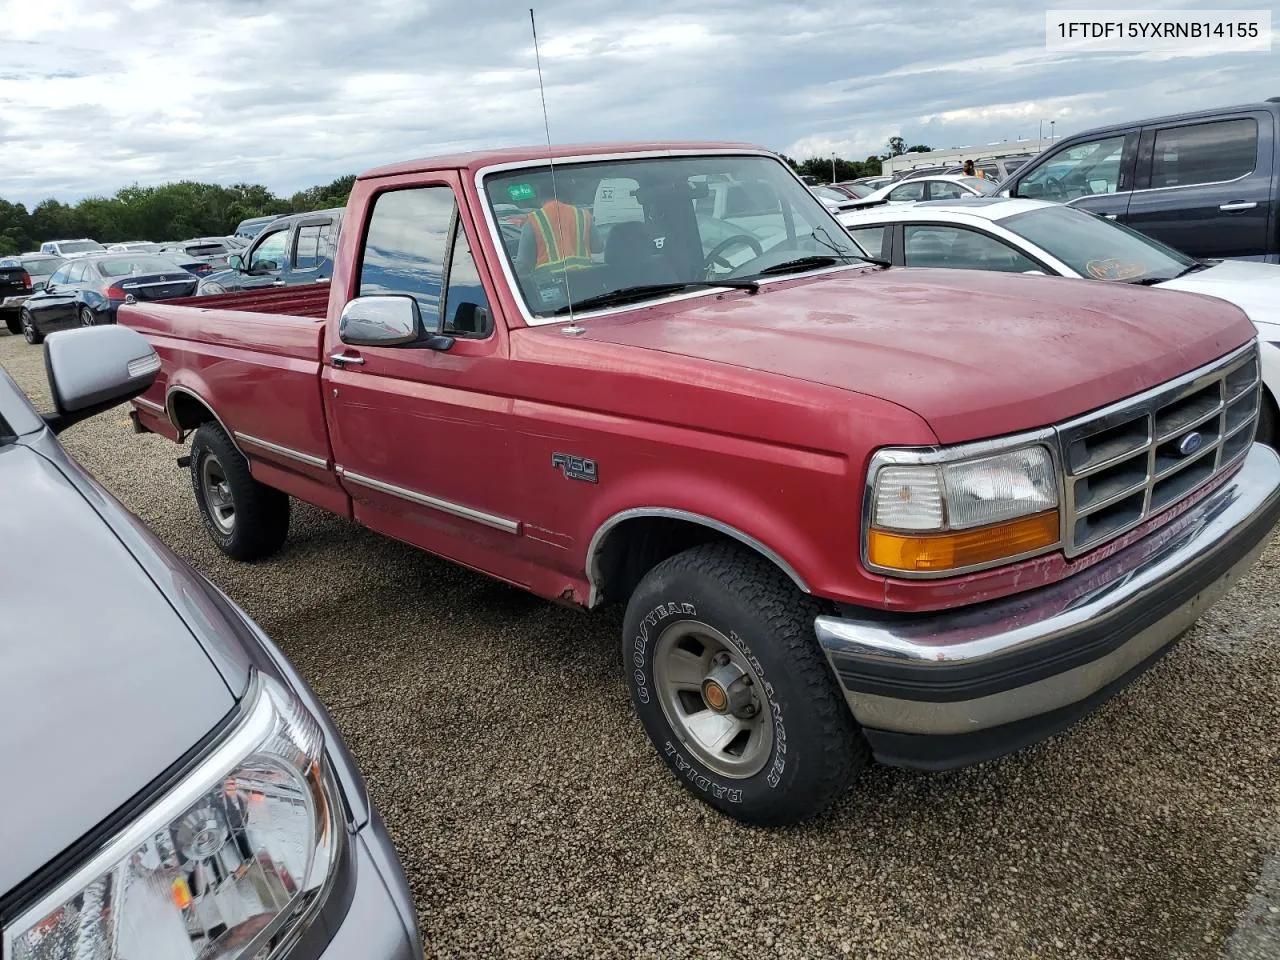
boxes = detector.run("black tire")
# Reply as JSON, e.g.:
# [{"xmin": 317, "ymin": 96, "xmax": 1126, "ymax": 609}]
[
  {"xmin": 190, "ymin": 421, "xmax": 290, "ymax": 560},
  {"xmin": 623, "ymin": 541, "xmax": 868, "ymax": 826},
  {"xmin": 20, "ymin": 309, "xmax": 42, "ymax": 345},
  {"xmin": 1258, "ymin": 388, "xmax": 1278, "ymax": 450},
  {"xmin": 3, "ymin": 312, "xmax": 19, "ymax": 335}
]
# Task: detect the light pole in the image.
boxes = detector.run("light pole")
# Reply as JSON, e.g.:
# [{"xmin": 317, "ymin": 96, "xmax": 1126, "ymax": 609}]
[
  {"xmin": 1050, "ymin": 120, "xmax": 1056, "ymax": 142},
  {"xmin": 831, "ymin": 152, "xmax": 837, "ymax": 184},
  {"xmin": 1039, "ymin": 119, "xmax": 1044, "ymax": 143}
]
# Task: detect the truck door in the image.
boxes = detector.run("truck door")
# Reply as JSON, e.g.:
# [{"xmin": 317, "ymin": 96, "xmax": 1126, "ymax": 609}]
[
  {"xmin": 286, "ymin": 215, "xmax": 339, "ymax": 286},
  {"xmin": 239, "ymin": 225, "xmax": 290, "ymax": 290},
  {"xmin": 321, "ymin": 176, "xmax": 526, "ymax": 580},
  {"xmin": 1124, "ymin": 112, "xmax": 1273, "ymax": 261},
  {"xmin": 1009, "ymin": 131, "xmax": 1138, "ymax": 223}
]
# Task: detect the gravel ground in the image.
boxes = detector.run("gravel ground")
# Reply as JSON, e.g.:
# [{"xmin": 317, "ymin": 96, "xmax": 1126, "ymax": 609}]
[{"xmin": 4, "ymin": 328, "xmax": 1280, "ymax": 959}]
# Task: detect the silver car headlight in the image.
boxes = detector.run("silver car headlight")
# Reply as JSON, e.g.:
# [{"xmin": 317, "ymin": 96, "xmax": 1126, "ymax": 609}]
[
  {"xmin": 5, "ymin": 674, "xmax": 341, "ymax": 960},
  {"xmin": 865, "ymin": 441, "xmax": 1061, "ymax": 576}
]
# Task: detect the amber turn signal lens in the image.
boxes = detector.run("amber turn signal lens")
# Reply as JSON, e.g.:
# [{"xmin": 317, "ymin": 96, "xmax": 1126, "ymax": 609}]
[{"xmin": 867, "ymin": 510, "xmax": 1059, "ymax": 573}]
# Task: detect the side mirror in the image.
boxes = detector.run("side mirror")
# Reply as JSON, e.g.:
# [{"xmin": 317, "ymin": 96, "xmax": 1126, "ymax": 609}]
[
  {"xmin": 42, "ymin": 326, "xmax": 160, "ymax": 434},
  {"xmin": 229, "ymin": 254, "xmax": 245, "ymax": 271},
  {"xmin": 340, "ymin": 294, "xmax": 455, "ymax": 351},
  {"xmin": 340, "ymin": 294, "xmax": 425, "ymax": 347},
  {"xmin": 451, "ymin": 302, "xmax": 491, "ymax": 336}
]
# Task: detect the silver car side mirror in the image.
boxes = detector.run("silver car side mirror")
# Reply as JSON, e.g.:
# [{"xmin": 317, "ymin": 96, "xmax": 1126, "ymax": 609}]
[
  {"xmin": 43, "ymin": 326, "xmax": 161, "ymax": 434},
  {"xmin": 339, "ymin": 294, "xmax": 424, "ymax": 347}
]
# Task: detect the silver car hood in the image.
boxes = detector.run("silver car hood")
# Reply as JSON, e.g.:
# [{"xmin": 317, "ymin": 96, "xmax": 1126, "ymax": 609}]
[{"xmin": 0, "ymin": 442, "xmax": 235, "ymax": 898}]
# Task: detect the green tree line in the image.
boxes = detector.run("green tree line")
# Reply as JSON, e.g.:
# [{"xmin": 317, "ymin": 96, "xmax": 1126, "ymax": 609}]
[{"xmin": 0, "ymin": 174, "xmax": 357, "ymax": 257}]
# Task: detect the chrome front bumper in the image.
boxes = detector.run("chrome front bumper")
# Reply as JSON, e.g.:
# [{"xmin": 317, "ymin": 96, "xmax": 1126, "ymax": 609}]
[{"xmin": 816, "ymin": 442, "xmax": 1280, "ymax": 770}]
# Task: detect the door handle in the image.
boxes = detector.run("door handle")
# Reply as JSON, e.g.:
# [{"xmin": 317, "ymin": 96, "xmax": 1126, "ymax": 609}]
[
  {"xmin": 1104, "ymin": 214, "xmax": 1117, "ymax": 220},
  {"xmin": 1219, "ymin": 201, "xmax": 1257, "ymax": 212},
  {"xmin": 330, "ymin": 352, "xmax": 365, "ymax": 368},
  {"xmin": 271, "ymin": 280, "xmax": 286, "ymax": 286}
]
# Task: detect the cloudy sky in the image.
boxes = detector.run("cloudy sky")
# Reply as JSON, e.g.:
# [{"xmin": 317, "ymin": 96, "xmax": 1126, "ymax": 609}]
[{"xmin": 0, "ymin": 0, "xmax": 1274, "ymax": 205}]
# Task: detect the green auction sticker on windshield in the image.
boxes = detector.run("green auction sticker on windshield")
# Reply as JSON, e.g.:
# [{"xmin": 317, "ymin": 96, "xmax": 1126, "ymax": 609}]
[{"xmin": 507, "ymin": 183, "xmax": 536, "ymax": 201}]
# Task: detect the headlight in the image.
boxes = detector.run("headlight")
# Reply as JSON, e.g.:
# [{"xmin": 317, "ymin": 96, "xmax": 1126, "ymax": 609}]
[
  {"xmin": 5, "ymin": 674, "xmax": 341, "ymax": 960},
  {"xmin": 197, "ymin": 281, "xmax": 225, "ymax": 296},
  {"xmin": 866, "ymin": 443, "xmax": 1061, "ymax": 575}
]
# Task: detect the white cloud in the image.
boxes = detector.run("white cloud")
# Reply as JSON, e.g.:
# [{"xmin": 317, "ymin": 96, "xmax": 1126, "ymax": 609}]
[{"xmin": 0, "ymin": 0, "xmax": 1270, "ymax": 203}]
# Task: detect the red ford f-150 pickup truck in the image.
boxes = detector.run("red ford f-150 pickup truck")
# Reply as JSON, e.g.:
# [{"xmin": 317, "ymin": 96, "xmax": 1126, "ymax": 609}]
[{"xmin": 122, "ymin": 141, "xmax": 1280, "ymax": 826}]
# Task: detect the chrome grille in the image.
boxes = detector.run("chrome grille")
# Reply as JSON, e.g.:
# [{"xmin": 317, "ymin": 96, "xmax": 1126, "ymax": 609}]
[{"xmin": 1058, "ymin": 343, "xmax": 1260, "ymax": 557}]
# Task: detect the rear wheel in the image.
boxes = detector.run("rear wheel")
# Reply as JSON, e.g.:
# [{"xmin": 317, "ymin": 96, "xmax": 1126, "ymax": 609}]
[
  {"xmin": 190, "ymin": 422, "xmax": 290, "ymax": 560},
  {"xmin": 623, "ymin": 541, "xmax": 868, "ymax": 826},
  {"xmin": 20, "ymin": 309, "xmax": 42, "ymax": 345},
  {"xmin": 3, "ymin": 312, "xmax": 19, "ymax": 335},
  {"xmin": 79, "ymin": 305, "xmax": 96, "ymax": 327}
]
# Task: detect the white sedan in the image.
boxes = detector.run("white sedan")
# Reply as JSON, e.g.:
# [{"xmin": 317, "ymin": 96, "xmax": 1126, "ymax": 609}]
[
  {"xmin": 839, "ymin": 196, "xmax": 1280, "ymax": 444},
  {"xmin": 840, "ymin": 174, "xmax": 998, "ymax": 208}
]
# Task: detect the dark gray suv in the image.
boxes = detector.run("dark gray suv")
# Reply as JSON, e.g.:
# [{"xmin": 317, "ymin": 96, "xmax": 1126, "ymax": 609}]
[{"xmin": 0, "ymin": 326, "xmax": 420, "ymax": 959}]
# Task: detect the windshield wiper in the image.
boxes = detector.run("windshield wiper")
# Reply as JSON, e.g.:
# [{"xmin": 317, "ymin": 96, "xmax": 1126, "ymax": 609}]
[
  {"xmin": 553, "ymin": 280, "xmax": 759, "ymax": 315},
  {"xmin": 1127, "ymin": 262, "xmax": 1210, "ymax": 286},
  {"xmin": 809, "ymin": 227, "xmax": 893, "ymax": 268},
  {"xmin": 751, "ymin": 252, "xmax": 891, "ymax": 277}
]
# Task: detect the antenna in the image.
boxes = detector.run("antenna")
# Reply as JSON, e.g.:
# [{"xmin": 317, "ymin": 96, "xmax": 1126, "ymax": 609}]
[{"xmin": 529, "ymin": 8, "xmax": 582, "ymax": 333}]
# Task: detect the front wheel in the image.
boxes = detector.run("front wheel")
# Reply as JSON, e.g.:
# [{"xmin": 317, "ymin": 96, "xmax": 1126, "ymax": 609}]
[
  {"xmin": 190, "ymin": 422, "xmax": 290, "ymax": 560},
  {"xmin": 20, "ymin": 309, "xmax": 42, "ymax": 345},
  {"xmin": 623, "ymin": 541, "xmax": 868, "ymax": 826}
]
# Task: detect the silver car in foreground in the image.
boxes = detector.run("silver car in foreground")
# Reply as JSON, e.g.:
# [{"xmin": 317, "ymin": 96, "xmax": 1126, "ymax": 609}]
[{"xmin": 0, "ymin": 326, "xmax": 421, "ymax": 959}]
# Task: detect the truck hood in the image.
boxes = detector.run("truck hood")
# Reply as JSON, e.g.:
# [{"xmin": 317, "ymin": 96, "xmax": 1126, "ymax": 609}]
[
  {"xmin": 580, "ymin": 268, "xmax": 1255, "ymax": 443},
  {"xmin": 0, "ymin": 443, "xmax": 234, "ymax": 898},
  {"xmin": 1158, "ymin": 259, "xmax": 1280, "ymax": 328}
]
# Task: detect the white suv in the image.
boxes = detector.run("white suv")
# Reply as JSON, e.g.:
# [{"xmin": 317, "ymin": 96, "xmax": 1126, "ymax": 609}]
[{"xmin": 38, "ymin": 238, "xmax": 106, "ymax": 259}]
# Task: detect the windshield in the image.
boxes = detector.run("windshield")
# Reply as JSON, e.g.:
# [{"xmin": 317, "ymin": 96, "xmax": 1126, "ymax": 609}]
[
  {"xmin": 59, "ymin": 240, "xmax": 105, "ymax": 253},
  {"xmin": 483, "ymin": 154, "xmax": 866, "ymax": 319},
  {"xmin": 95, "ymin": 256, "xmax": 187, "ymax": 276},
  {"xmin": 1002, "ymin": 205, "xmax": 1194, "ymax": 282},
  {"xmin": 22, "ymin": 257, "xmax": 63, "ymax": 275}
]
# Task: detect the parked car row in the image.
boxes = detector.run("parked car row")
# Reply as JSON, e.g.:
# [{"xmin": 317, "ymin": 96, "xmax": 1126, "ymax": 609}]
[
  {"xmin": 15, "ymin": 253, "xmax": 199, "ymax": 343},
  {"xmin": 104, "ymin": 139, "xmax": 1278, "ymax": 833}
]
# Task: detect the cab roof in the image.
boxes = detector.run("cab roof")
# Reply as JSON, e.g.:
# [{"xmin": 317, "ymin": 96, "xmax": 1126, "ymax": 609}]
[{"xmin": 358, "ymin": 141, "xmax": 767, "ymax": 180}]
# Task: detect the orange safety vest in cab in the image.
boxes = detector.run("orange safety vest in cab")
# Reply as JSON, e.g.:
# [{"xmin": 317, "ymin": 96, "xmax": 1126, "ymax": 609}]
[{"xmin": 529, "ymin": 200, "xmax": 594, "ymax": 274}]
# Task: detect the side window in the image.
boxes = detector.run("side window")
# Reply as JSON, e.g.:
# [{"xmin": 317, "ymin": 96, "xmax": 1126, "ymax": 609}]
[
  {"xmin": 293, "ymin": 225, "xmax": 322, "ymax": 271},
  {"xmin": 1019, "ymin": 135, "xmax": 1127, "ymax": 200},
  {"xmin": 249, "ymin": 229, "xmax": 289, "ymax": 272},
  {"xmin": 888, "ymin": 181, "xmax": 925, "ymax": 202},
  {"xmin": 1149, "ymin": 118, "xmax": 1257, "ymax": 189},
  {"xmin": 848, "ymin": 226, "xmax": 888, "ymax": 260},
  {"xmin": 358, "ymin": 186, "xmax": 455, "ymax": 325},
  {"xmin": 904, "ymin": 225, "xmax": 1039, "ymax": 273},
  {"xmin": 442, "ymin": 228, "xmax": 493, "ymax": 338},
  {"xmin": 47, "ymin": 265, "xmax": 71, "ymax": 287},
  {"xmin": 928, "ymin": 181, "xmax": 967, "ymax": 200},
  {"xmin": 67, "ymin": 262, "xmax": 88, "ymax": 283}
]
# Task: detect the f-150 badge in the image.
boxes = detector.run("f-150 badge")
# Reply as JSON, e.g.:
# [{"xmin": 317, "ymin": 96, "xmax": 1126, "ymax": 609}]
[{"xmin": 552, "ymin": 453, "xmax": 598, "ymax": 483}]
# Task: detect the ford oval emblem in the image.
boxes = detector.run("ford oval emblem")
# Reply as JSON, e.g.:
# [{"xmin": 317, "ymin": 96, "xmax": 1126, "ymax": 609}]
[{"xmin": 1178, "ymin": 431, "xmax": 1204, "ymax": 456}]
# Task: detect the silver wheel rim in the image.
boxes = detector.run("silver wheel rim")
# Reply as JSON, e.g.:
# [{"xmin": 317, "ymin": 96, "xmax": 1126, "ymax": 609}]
[
  {"xmin": 199, "ymin": 454, "xmax": 235, "ymax": 535},
  {"xmin": 21, "ymin": 313, "xmax": 34, "ymax": 343},
  {"xmin": 652, "ymin": 620, "xmax": 774, "ymax": 779},
  {"xmin": 80, "ymin": 307, "xmax": 94, "ymax": 326}
]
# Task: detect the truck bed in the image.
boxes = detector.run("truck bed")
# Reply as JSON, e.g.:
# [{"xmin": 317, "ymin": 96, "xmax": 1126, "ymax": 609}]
[
  {"xmin": 120, "ymin": 284, "xmax": 343, "ymax": 516},
  {"xmin": 164, "ymin": 283, "xmax": 331, "ymax": 319}
]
